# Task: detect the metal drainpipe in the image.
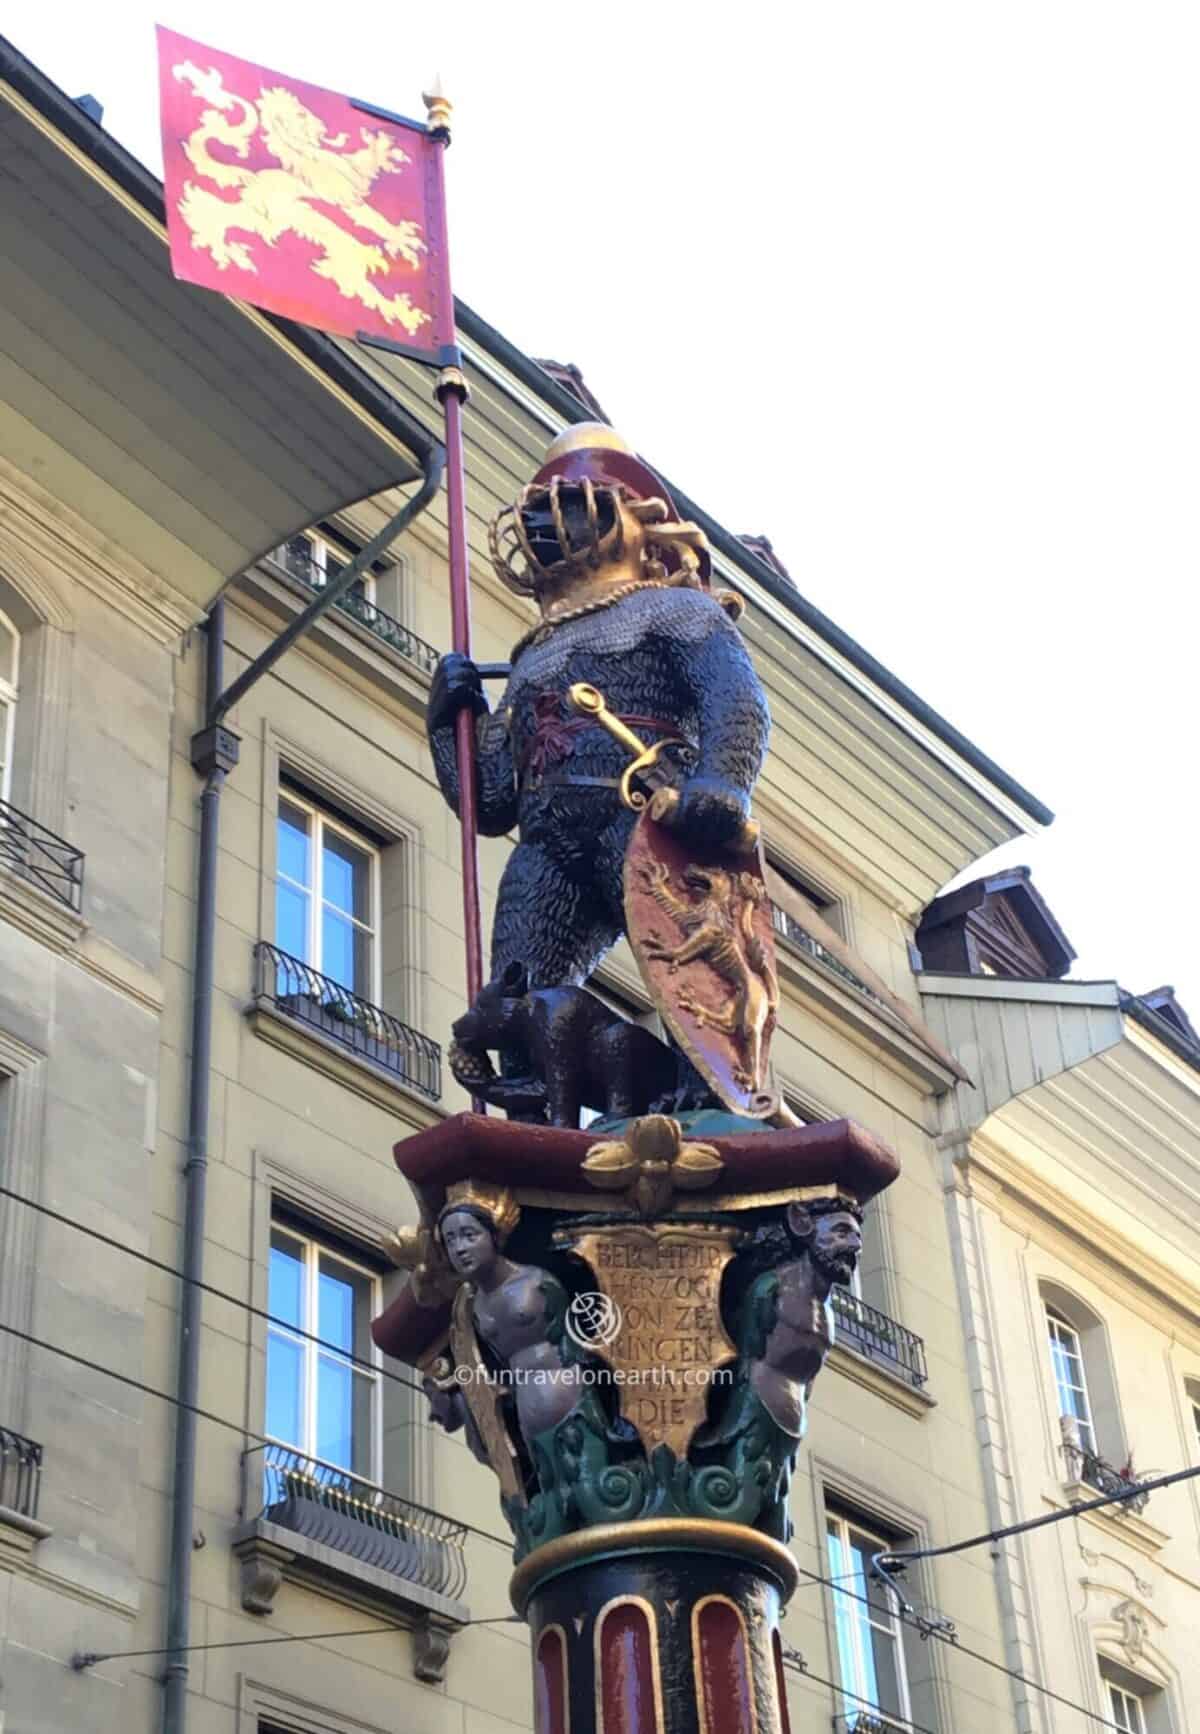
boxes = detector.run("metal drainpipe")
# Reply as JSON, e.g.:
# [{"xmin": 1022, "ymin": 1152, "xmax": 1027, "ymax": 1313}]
[{"xmin": 162, "ymin": 447, "xmax": 444, "ymax": 1734}]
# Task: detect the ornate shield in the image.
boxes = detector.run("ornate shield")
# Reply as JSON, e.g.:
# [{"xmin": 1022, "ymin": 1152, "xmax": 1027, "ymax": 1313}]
[{"xmin": 624, "ymin": 814, "xmax": 781, "ymax": 1118}]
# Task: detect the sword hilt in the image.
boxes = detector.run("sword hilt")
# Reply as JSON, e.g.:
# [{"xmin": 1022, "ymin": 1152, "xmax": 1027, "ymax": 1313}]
[{"xmin": 567, "ymin": 683, "xmax": 760, "ymax": 855}]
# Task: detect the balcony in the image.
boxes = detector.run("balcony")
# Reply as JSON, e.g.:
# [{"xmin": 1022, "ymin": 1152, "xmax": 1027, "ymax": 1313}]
[
  {"xmin": 831, "ymin": 1288, "xmax": 928, "ymax": 1391},
  {"xmin": 0, "ymin": 798, "xmax": 84, "ymax": 913},
  {"xmin": 0, "ymin": 1426, "xmax": 42, "ymax": 1521},
  {"xmin": 771, "ymin": 904, "xmax": 891, "ymax": 1014},
  {"xmin": 234, "ymin": 1443, "xmax": 469, "ymax": 1651},
  {"xmin": 241, "ymin": 1443, "xmax": 467, "ymax": 1600},
  {"xmin": 833, "ymin": 1715, "xmax": 909, "ymax": 1733},
  {"xmin": 1059, "ymin": 1417, "xmax": 1150, "ymax": 1516},
  {"xmin": 253, "ymin": 941, "xmax": 441, "ymax": 1101},
  {"xmin": 265, "ymin": 543, "xmax": 440, "ymax": 676}
]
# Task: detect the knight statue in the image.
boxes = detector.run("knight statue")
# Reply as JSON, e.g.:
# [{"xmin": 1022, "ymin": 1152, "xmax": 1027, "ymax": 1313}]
[{"xmin": 427, "ymin": 422, "xmax": 771, "ymax": 1118}]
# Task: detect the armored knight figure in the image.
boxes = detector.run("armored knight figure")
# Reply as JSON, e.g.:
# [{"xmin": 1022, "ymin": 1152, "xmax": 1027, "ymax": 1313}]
[{"xmin": 427, "ymin": 423, "xmax": 771, "ymax": 1004}]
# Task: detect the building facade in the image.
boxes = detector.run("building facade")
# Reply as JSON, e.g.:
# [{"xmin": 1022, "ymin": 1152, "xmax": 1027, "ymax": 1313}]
[
  {"xmin": 921, "ymin": 875, "xmax": 1200, "ymax": 1734},
  {"xmin": 3, "ymin": 31, "xmax": 1177, "ymax": 1734}
]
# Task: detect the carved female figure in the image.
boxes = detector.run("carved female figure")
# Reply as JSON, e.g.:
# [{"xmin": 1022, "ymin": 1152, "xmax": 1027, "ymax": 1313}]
[
  {"xmin": 424, "ymin": 1182, "xmax": 646, "ymax": 1553},
  {"xmin": 437, "ymin": 1191, "xmax": 585, "ymax": 1447}
]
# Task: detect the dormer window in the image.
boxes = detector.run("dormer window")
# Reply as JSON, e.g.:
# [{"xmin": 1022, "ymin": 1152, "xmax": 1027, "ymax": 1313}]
[{"xmin": 916, "ymin": 865, "xmax": 1076, "ymax": 980}]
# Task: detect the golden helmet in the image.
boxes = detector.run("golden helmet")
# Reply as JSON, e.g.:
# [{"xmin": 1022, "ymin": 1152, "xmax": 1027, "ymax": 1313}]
[{"xmin": 488, "ymin": 423, "xmax": 712, "ymax": 601}]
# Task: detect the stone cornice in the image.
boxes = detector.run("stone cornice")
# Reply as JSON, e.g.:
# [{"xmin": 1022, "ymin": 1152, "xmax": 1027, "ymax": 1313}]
[
  {"xmin": 952, "ymin": 1129, "xmax": 1200, "ymax": 1333},
  {"xmin": 247, "ymin": 999, "xmax": 443, "ymax": 1131},
  {"xmin": 0, "ymin": 452, "xmax": 197, "ymax": 644},
  {"xmin": 776, "ymin": 934, "xmax": 959, "ymax": 1097},
  {"xmin": 826, "ymin": 1341, "xmax": 937, "ymax": 1418},
  {"xmin": 0, "ymin": 863, "xmax": 85, "ymax": 955},
  {"xmin": 919, "ymin": 972, "xmax": 1121, "ymax": 1009}
]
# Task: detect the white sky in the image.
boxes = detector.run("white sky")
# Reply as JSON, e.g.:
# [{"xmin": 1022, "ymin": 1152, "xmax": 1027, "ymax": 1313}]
[{"xmin": 8, "ymin": 3, "xmax": 1197, "ymax": 1003}]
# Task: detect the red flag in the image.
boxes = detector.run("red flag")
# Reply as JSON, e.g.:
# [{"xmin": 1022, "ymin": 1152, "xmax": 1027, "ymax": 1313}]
[{"xmin": 156, "ymin": 26, "xmax": 451, "ymax": 356}]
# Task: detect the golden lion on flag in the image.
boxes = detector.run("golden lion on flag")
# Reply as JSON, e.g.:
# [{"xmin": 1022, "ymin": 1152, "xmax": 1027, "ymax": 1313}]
[{"xmin": 170, "ymin": 59, "xmax": 431, "ymax": 335}]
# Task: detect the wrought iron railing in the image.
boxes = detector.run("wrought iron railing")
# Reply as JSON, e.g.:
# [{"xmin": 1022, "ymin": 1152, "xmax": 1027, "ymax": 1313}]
[
  {"xmin": 0, "ymin": 1426, "xmax": 43, "ymax": 1520},
  {"xmin": 0, "ymin": 798, "xmax": 84, "ymax": 913},
  {"xmin": 833, "ymin": 1713, "xmax": 909, "ymax": 1733},
  {"xmin": 770, "ymin": 905, "xmax": 890, "ymax": 1014},
  {"xmin": 265, "ymin": 544, "xmax": 440, "ymax": 675},
  {"xmin": 254, "ymin": 942, "xmax": 441, "ymax": 1100},
  {"xmin": 243, "ymin": 1443, "xmax": 467, "ymax": 1601},
  {"xmin": 1059, "ymin": 1417, "xmax": 1150, "ymax": 1514},
  {"xmin": 831, "ymin": 1288, "xmax": 928, "ymax": 1390}
]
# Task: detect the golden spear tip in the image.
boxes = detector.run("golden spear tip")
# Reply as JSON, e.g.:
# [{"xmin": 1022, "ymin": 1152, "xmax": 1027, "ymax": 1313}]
[{"xmin": 423, "ymin": 75, "xmax": 452, "ymax": 134}]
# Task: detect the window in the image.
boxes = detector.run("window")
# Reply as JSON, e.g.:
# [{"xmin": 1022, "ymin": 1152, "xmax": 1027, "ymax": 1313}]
[
  {"xmin": 1098, "ymin": 1660, "xmax": 1169, "ymax": 1734},
  {"xmin": 768, "ymin": 856, "xmax": 845, "ymax": 945},
  {"xmin": 0, "ymin": 607, "xmax": 17, "ymax": 804},
  {"xmin": 1186, "ymin": 1379, "xmax": 1200, "ymax": 1457},
  {"xmin": 1045, "ymin": 1303, "xmax": 1098, "ymax": 1456},
  {"xmin": 275, "ymin": 791, "xmax": 379, "ymax": 999},
  {"xmin": 1108, "ymin": 1683, "xmax": 1147, "ymax": 1734},
  {"xmin": 826, "ymin": 1510, "xmax": 912, "ymax": 1729},
  {"xmin": 266, "ymin": 1219, "xmax": 382, "ymax": 1480},
  {"xmin": 274, "ymin": 530, "xmax": 373, "ymax": 605}
]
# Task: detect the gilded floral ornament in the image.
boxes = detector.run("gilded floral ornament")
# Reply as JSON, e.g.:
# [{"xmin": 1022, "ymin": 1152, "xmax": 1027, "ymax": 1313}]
[{"xmin": 582, "ymin": 1115, "xmax": 723, "ymax": 1214}]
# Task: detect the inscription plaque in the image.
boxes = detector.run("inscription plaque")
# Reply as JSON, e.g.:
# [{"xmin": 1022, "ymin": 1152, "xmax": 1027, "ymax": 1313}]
[{"xmin": 567, "ymin": 1223, "xmax": 737, "ymax": 1457}]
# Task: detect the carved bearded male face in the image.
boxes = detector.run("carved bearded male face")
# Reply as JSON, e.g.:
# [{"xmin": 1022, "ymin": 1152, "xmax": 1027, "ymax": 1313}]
[{"xmin": 786, "ymin": 1204, "xmax": 863, "ymax": 1288}]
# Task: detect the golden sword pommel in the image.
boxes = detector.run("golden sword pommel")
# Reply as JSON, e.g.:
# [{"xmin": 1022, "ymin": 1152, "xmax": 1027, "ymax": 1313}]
[{"xmin": 567, "ymin": 682, "xmax": 760, "ymax": 855}]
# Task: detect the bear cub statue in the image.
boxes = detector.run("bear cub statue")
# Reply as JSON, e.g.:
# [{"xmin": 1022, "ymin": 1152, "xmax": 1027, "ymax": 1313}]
[{"xmin": 449, "ymin": 962, "xmax": 709, "ymax": 1129}]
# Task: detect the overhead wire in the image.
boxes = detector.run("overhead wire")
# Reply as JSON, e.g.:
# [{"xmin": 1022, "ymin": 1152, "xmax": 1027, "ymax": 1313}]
[
  {"xmin": 0, "ymin": 1319, "xmax": 514, "ymax": 1555},
  {"xmin": 780, "ymin": 1649, "xmax": 937, "ymax": 1734},
  {"xmin": 0, "ymin": 1178, "xmax": 431, "ymax": 1401},
  {"xmin": 876, "ymin": 1462, "xmax": 1200, "ymax": 1571},
  {"xmin": 72, "ymin": 1611, "xmax": 523, "ymax": 1671},
  {"xmin": 788, "ymin": 1551, "xmax": 1130, "ymax": 1731}
]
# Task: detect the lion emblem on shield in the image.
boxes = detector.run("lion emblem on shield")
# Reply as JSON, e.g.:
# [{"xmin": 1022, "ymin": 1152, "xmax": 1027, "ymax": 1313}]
[{"xmin": 171, "ymin": 61, "xmax": 430, "ymax": 335}]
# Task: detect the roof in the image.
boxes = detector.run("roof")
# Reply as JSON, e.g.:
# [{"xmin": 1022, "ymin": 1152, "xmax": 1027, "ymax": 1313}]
[
  {"xmin": 456, "ymin": 301, "xmax": 1054, "ymax": 829},
  {"xmin": 917, "ymin": 865, "xmax": 1076, "ymax": 979},
  {"xmin": 737, "ymin": 534, "xmax": 794, "ymax": 582},
  {"xmin": 532, "ymin": 359, "xmax": 611, "ymax": 423},
  {"xmin": 0, "ymin": 35, "xmax": 439, "ymax": 617},
  {"xmin": 1122, "ymin": 988, "xmax": 1200, "ymax": 1068}
]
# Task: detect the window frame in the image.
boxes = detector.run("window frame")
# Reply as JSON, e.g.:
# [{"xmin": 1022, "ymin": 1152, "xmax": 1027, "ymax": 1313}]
[
  {"xmin": 1108, "ymin": 1681, "xmax": 1147, "ymax": 1734},
  {"xmin": 1185, "ymin": 1380, "xmax": 1200, "ymax": 1459},
  {"xmin": 766, "ymin": 851, "xmax": 846, "ymax": 944},
  {"xmin": 275, "ymin": 529, "xmax": 376, "ymax": 606},
  {"xmin": 266, "ymin": 1216, "xmax": 384, "ymax": 1484},
  {"xmin": 0, "ymin": 604, "xmax": 18, "ymax": 805},
  {"xmin": 1044, "ymin": 1302, "xmax": 1098, "ymax": 1457},
  {"xmin": 825, "ymin": 1508, "xmax": 914, "ymax": 1729},
  {"xmin": 275, "ymin": 788, "xmax": 382, "ymax": 1002}
]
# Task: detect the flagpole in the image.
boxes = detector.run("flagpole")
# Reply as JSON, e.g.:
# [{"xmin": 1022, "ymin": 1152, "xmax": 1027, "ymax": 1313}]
[{"xmin": 423, "ymin": 81, "xmax": 486, "ymax": 1019}]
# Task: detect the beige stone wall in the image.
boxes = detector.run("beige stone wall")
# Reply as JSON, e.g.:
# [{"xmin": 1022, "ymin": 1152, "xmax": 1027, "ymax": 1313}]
[
  {"xmin": 0, "ymin": 471, "xmax": 177, "ymax": 1730},
  {"xmin": 954, "ymin": 1150, "xmax": 1200, "ymax": 1734},
  {"xmin": 924, "ymin": 981, "xmax": 1200, "ymax": 1734}
]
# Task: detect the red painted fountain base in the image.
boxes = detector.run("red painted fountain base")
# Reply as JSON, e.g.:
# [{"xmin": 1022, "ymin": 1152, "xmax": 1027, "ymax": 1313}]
[{"xmin": 512, "ymin": 1520, "xmax": 797, "ymax": 1734}]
